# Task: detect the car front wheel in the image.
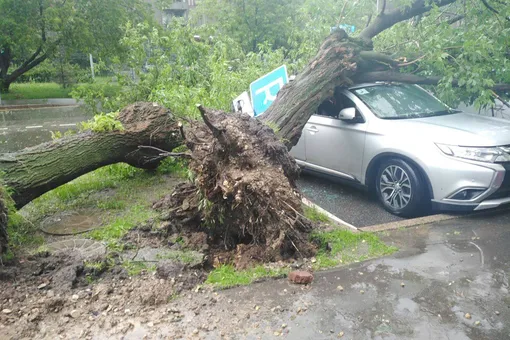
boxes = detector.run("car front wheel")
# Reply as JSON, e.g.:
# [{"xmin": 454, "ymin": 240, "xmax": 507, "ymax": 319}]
[{"xmin": 375, "ymin": 158, "xmax": 426, "ymax": 217}]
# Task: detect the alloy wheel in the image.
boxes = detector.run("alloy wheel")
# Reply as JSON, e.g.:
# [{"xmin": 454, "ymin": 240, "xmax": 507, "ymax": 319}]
[{"xmin": 379, "ymin": 165, "xmax": 412, "ymax": 210}]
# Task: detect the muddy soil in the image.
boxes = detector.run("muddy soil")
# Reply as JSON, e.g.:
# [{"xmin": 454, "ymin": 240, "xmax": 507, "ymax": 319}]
[
  {"xmin": 0, "ymin": 232, "xmax": 209, "ymax": 339},
  {"xmin": 0, "ymin": 220, "xmax": 317, "ymax": 340}
]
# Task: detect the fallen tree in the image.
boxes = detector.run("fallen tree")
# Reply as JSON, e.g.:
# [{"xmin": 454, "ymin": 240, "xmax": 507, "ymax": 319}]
[
  {"xmin": 1, "ymin": 0, "xmax": 508, "ymax": 257},
  {"xmin": 1, "ymin": 102, "xmax": 181, "ymax": 210}
]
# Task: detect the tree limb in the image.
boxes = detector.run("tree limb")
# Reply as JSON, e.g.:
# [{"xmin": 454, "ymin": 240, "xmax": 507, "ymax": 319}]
[
  {"xmin": 380, "ymin": 0, "xmax": 387, "ymax": 15},
  {"xmin": 353, "ymin": 71, "xmax": 510, "ymax": 93},
  {"xmin": 479, "ymin": 0, "xmax": 499, "ymax": 15},
  {"xmin": 365, "ymin": 14, "xmax": 373, "ymax": 28},
  {"xmin": 447, "ymin": 14, "xmax": 464, "ymax": 24},
  {"xmin": 137, "ymin": 146, "xmax": 191, "ymax": 158},
  {"xmin": 6, "ymin": 52, "xmax": 48, "ymax": 84},
  {"xmin": 360, "ymin": 0, "xmax": 459, "ymax": 40},
  {"xmin": 492, "ymin": 91, "xmax": 510, "ymax": 109}
]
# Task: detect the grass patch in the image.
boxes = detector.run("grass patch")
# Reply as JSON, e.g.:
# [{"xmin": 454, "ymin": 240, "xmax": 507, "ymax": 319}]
[
  {"xmin": 122, "ymin": 261, "xmax": 156, "ymax": 277},
  {"xmin": 1, "ymin": 77, "xmax": 120, "ymax": 100},
  {"xmin": 88, "ymin": 204, "xmax": 157, "ymax": 250},
  {"xmin": 311, "ymin": 230, "xmax": 398, "ymax": 270},
  {"xmin": 303, "ymin": 206, "xmax": 330, "ymax": 223},
  {"xmin": 12, "ymin": 162, "xmax": 186, "ymax": 253},
  {"xmin": 1, "ymin": 82, "xmax": 72, "ymax": 100},
  {"xmin": 206, "ymin": 265, "xmax": 288, "ymax": 289}
]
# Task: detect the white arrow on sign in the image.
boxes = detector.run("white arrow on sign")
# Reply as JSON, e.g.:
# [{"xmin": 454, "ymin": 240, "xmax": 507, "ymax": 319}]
[{"xmin": 254, "ymin": 78, "xmax": 285, "ymax": 105}]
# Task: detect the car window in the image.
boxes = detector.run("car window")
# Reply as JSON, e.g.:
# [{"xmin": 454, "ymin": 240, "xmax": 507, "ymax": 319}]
[
  {"xmin": 351, "ymin": 84, "xmax": 454, "ymax": 120},
  {"xmin": 316, "ymin": 94, "xmax": 359, "ymax": 118}
]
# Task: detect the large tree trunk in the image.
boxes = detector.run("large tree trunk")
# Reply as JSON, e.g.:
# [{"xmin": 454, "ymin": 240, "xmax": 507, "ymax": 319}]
[
  {"xmin": 1, "ymin": 102, "xmax": 181, "ymax": 210},
  {"xmin": 260, "ymin": 30, "xmax": 367, "ymax": 147},
  {"xmin": 260, "ymin": 30, "xmax": 397, "ymax": 148}
]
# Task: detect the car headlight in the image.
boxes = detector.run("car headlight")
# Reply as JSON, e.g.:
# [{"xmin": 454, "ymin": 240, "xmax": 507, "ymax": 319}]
[{"xmin": 435, "ymin": 144, "xmax": 510, "ymax": 163}]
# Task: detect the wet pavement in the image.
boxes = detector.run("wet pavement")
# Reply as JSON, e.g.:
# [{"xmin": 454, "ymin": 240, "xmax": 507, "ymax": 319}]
[
  {"xmin": 217, "ymin": 209, "xmax": 510, "ymax": 339},
  {"xmin": 0, "ymin": 105, "xmax": 91, "ymax": 153},
  {"xmin": 297, "ymin": 172, "xmax": 405, "ymax": 228}
]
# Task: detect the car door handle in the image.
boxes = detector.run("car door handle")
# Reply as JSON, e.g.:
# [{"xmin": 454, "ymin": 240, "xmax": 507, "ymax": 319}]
[{"xmin": 307, "ymin": 126, "xmax": 319, "ymax": 133}]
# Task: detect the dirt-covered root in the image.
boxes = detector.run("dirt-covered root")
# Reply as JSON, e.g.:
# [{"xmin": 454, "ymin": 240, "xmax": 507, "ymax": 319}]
[{"xmin": 156, "ymin": 107, "xmax": 316, "ymax": 265}]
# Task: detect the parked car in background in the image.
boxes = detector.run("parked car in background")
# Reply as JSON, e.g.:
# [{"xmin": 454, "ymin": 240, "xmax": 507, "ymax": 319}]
[{"xmin": 290, "ymin": 83, "xmax": 510, "ymax": 217}]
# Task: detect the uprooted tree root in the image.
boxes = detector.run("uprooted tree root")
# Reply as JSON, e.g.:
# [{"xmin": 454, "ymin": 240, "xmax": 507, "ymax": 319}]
[{"xmin": 153, "ymin": 106, "xmax": 317, "ymax": 266}]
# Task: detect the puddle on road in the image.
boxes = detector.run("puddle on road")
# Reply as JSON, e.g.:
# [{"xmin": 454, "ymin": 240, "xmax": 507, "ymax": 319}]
[{"xmin": 40, "ymin": 210, "xmax": 103, "ymax": 235}]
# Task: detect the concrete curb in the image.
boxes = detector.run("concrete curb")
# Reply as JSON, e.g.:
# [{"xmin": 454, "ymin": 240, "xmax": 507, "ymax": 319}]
[
  {"xmin": 301, "ymin": 197, "xmax": 358, "ymax": 232},
  {"xmin": 360, "ymin": 206, "xmax": 510, "ymax": 233},
  {"xmin": 359, "ymin": 214, "xmax": 458, "ymax": 232}
]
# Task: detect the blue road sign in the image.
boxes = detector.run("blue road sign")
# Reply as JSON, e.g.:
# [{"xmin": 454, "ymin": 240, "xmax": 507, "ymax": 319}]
[{"xmin": 250, "ymin": 65, "xmax": 288, "ymax": 116}]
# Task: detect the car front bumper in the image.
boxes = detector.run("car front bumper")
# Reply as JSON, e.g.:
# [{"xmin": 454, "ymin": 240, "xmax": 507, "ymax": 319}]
[
  {"xmin": 432, "ymin": 196, "xmax": 510, "ymax": 212},
  {"xmin": 430, "ymin": 161, "xmax": 510, "ymax": 212}
]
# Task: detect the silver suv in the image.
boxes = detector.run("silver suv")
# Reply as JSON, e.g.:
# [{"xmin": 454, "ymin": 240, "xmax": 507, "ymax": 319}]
[{"xmin": 290, "ymin": 83, "xmax": 510, "ymax": 217}]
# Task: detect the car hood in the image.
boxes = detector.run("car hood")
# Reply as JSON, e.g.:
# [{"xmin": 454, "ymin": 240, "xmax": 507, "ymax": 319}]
[{"xmin": 389, "ymin": 113, "xmax": 510, "ymax": 147}]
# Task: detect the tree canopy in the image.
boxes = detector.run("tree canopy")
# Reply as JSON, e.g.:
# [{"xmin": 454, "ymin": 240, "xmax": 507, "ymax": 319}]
[{"xmin": 0, "ymin": 0, "xmax": 151, "ymax": 92}]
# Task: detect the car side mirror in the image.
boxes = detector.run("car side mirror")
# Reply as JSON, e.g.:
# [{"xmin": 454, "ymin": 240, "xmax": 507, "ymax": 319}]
[{"xmin": 338, "ymin": 107, "xmax": 356, "ymax": 121}]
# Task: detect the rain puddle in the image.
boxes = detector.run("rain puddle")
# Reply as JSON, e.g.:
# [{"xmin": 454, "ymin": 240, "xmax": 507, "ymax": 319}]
[{"xmin": 40, "ymin": 210, "xmax": 103, "ymax": 235}]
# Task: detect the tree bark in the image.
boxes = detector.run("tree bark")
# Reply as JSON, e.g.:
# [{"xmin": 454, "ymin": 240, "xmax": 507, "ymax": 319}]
[
  {"xmin": 260, "ymin": 30, "xmax": 369, "ymax": 148},
  {"xmin": 0, "ymin": 102, "xmax": 182, "ymax": 210},
  {"xmin": 260, "ymin": 30, "xmax": 404, "ymax": 148}
]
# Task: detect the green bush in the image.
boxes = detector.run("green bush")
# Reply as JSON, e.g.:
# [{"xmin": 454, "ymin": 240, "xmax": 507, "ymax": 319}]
[{"xmin": 80, "ymin": 111, "xmax": 124, "ymax": 133}]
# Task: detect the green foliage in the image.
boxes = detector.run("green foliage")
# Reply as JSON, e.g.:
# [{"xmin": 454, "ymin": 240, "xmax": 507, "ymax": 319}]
[
  {"xmin": 88, "ymin": 204, "xmax": 156, "ymax": 249},
  {"xmin": 0, "ymin": 0, "xmax": 153, "ymax": 90},
  {"xmin": 80, "ymin": 111, "xmax": 124, "ymax": 133},
  {"xmin": 70, "ymin": 80, "xmax": 122, "ymax": 114},
  {"xmin": 72, "ymin": 22, "xmax": 295, "ymax": 116},
  {"xmin": 303, "ymin": 206, "xmax": 330, "ymax": 223},
  {"xmin": 311, "ymin": 230, "xmax": 398, "ymax": 269},
  {"xmin": 206, "ymin": 264, "xmax": 288, "ymax": 289},
  {"xmin": 374, "ymin": 1, "xmax": 510, "ymax": 108},
  {"xmin": 15, "ymin": 60, "xmax": 58, "ymax": 83},
  {"xmin": 50, "ymin": 129, "xmax": 77, "ymax": 140}
]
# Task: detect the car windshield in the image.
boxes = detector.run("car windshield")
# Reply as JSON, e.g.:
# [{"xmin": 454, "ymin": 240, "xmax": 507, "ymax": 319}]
[{"xmin": 351, "ymin": 84, "xmax": 456, "ymax": 119}]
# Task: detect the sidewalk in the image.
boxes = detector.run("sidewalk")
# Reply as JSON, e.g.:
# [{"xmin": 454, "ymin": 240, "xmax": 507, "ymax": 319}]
[{"xmin": 220, "ymin": 210, "xmax": 510, "ymax": 339}]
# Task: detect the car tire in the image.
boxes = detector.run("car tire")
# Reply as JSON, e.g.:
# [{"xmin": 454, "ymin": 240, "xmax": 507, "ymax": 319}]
[{"xmin": 375, "ymin": 158, "xmax": 427, "ymax": 217}]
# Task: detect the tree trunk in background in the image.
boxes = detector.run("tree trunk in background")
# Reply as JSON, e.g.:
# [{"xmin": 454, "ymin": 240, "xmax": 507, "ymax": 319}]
[
  {"xmin": 0, "ymin": 80, "xmax": 9, "ymax": 93},
  {"xmin": 0, "ymin": 102, "xmax": 182, "ymax": 209}
]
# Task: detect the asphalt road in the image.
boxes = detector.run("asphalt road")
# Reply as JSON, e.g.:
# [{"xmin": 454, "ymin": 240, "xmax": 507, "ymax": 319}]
[{"xmin": 297, "ymin": 171, "xmax": 405, "ymax": 228}]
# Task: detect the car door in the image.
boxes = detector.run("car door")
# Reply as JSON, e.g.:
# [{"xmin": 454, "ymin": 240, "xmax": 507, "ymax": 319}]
[{"xmin": 304, "ymin": 92, "xmax": 367, "ymax": 182}]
